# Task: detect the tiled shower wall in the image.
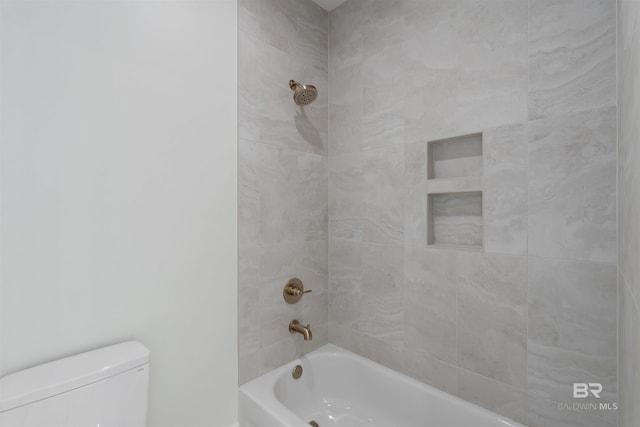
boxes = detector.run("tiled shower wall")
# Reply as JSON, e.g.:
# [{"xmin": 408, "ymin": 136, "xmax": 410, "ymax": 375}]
[
  {"xmin": 238, "ymin": 0, "xmax": 329, "ymax": 384},
  {"xmin": 327, "ymin": 1, "xmax": 617, "ymax": 426},
  {"xmin": 618, "ymin": 1, "xmax": 640, "ymax": 426},
  {"xmin": 238, "ymin": 0, "xmax": 624, "ymax": 426}
]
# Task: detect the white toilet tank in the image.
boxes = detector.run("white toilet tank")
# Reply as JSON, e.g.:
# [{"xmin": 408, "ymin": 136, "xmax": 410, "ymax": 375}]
[{"xmin": 0, "ymin": 341, "xmax": 150, "ymax": 427}]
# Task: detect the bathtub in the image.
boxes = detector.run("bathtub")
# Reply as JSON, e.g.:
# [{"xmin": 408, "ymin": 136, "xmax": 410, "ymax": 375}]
[{"xmin": 239, "ymin": 344, "xmax": 525, "ymax": 427}]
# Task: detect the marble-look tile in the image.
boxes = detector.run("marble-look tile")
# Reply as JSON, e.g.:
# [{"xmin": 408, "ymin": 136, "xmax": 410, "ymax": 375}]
[
  {"xmin": 528, "ymin": 106, "xmax": 617, "ymax": 264},
  {"xmin": 456, "ymin": 0, "xmax": 528, "ymax": 132},
  {"xmin": 259, "ymin": 42, "xmax": 300, "ymax": 152},
  {"xmin": 239, "ymin": 247, "xmax": 260, "ymax": 359},
  {"xmin": 457, "ymin": 369, "xmax": 527, "ymax": 425},
  {"xmin": 298, "ymin": 74, "xmax": 327, "ymax": 120},
  {"xmin": 618, "ymin": 0, "xmax": 640, "ymax": 64},
  {"xmin": 328, "ymin": 0, "xmax": 362, "ymax": 71},
  {"xmin": 527, "ymin": 395, "xmax": 617, "ymax": 427},
  {"xmin": 329, "ymin": 120, "xmax": 363, "ymax": 157},
  {"xmin": 363, "ymin": 145, "xmax": 404, "ymax": 245},
  {"xmin": 403, "ymin": 142, "xmax": 427, "ymax": 248},
  {"xmin": 298, "ymin": 0, "xmax": 328, "ymax": 81},
  {"xmin": 329, "ymin": 218, "xmax": 363, "ymax": 242},
  {"xmin": 528, "ymin": 257, "xmax": 617, "ymax": 412},
  {"xmin": 302, "ymin": 89, "xmax": 329, "ymax": 139},
  {"xmin": 362, "ymin": 47, "xmax": 405, "ymax": 150},
  {"xmin": 329, "ymin": 240, "xmax": 362, "ymax": 326},
  {"xmin": 260, "ymin": 0, "xmax": 297, "ymax": 53},
  {"xmin": 355, "ymin": 243, "xmax": 405, "ymax": 359},
  {"xmin": 483, "ymin": 123, "xmax": 527, "ymax": 255},
  {"xmin": 362, "ymin": 333, "xmax": 404, "ymax": 373},
  {"xmin": 361, "ymin": 243, "xmax": 403, "ymax": 303},
  {"xmin": 297, "ymin": 2, "xmax": 329, "ymax": 156},
  {"xmin": 527, "ymin": 343, "xmax": 617, "ymax": 415},
  {"xmin": 239, "ymin": 139, "xmax": 260, "ymax": 248},
  {"xmin": 528, "ymin": 257, "xmax": 617, "ymax": 359},
  {"xmin": 301, "ymin": 240, "xmax": 329, "ymax": 325},
  {"xmin": 618, "ymin": 1, "xmax": 640, "ymax": 427},
  {"xmin": 329, "ymin": 152, "xmax": 366, "ymax": 238},
  {"xmin": 329, "ymin": 324, "xmax": 365, "ymax": 356},
  {"xmin": 431, "ymin": 192, "xmax": 482, "ymax": 247},
  {"xmin": 618, "ymin": 126, "xmax": 640, "ymax": 304},
  {"xmin": 348, "ymin": 1, "xmax": 405, "ymax": 155},
  {"xmin": 403, "ymin": 247, "xmax": 456, "ymax": 362},
  {"xmin": 619, "ymin": 274, "xmax": 640, "ymax": 427},
  {"xmin": 296, "ymin": 107, "xmax": 328, "ymax": 156},
  {"xmin": 362, "ymin": 112, "xmax": 404, "ymax": 157},
  {"xmin": 298, "ymin": 153, "xmax": 328, "ymax": 241},
  {"xmin": 298, "ymin": 0, "xmax": 328, "ymax": 35},
  {"xmin": 403, "ymin": 0, "xmax": 458, "ymax": 144},
  {"xmin": 404, "ymin": 349, "xmax": 457, "ymax": 395},
  {"xmin": 259, "ymin": 243, "xmax": 303, "ymax": 347},
  {"xmin": 404, "ymin": 0, "xmax": 458, "ymax": 70},
  {"xmin": 362, "ymin": 0, "xmax": 403, "ymax": 59},
  {"xmin": 429, "ymin": 135, "xmax": 482, "ymax": 179},
  {"xmin": 359, "ymin": 296, "xmax": 404, "ymax": 348},
  {"xmin": 258, "ymin": 246, "xmax": 326, "ymax": 355},
  {"xmin": 329, "ymin": 62, "xmax": 361, "ymax": 131},
  {"xmin": 528, "ymin": 0, "xmax": 616, "ymax": 120},
  {"xmin": 238, "ymin": 0, "xmax": 260, "ymax": 37},
  {"xmin": 404, "ymin": 68, "xmax": 458, "ymax": 146},
  {"xmin": 260, "ymin": 337, "xmax": 297, "ymax": 374},
  {"xmin": 257, "ymin": 265, "xmax": 325, "ymax": 359},
  {"xmin": 259, "ymin": 144, "xmax": 300, "ymax": 245},
  {"xmin": 239, "ymin": 0, "xmax": 329, "ymax": 385},
  {"xmin": 403, "ymin": 141, "xmax": 426, "ymax": 190},
  {"xmin": 238, "ymin": 31, "xmax": 260, "ymax": 142},
  {"xmin": 258, "ymin": 11, "xmax": 327, "ymax": 156},
  {"xmin": 457, "ymin": 253, "xmax": 527, "ymax": 388},
  {"xmin": 618, "ymin": 0, "xmax": 640, "ymax": 304}
]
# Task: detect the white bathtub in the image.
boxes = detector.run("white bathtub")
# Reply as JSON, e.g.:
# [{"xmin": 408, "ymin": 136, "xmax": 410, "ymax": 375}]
[{"xmin": 239, "ymin": 344, "xmax": 525, "ymax": 427}]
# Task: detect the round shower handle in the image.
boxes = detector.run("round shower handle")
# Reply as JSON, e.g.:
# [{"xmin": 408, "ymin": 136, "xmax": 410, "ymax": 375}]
[{"xmin": 283, "ymin": 278, "xmax": 312, "ymax": 304}]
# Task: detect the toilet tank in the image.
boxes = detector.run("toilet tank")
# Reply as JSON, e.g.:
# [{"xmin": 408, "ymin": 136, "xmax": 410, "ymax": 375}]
[{"xmin": 0, "ymin": 341, "xmax": 150, "ymax": 427}]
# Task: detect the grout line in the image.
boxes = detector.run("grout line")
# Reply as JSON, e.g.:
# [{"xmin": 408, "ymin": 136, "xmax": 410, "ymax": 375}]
[
  {"xmin": 458, "ymin": 365, "xmax": 526, "ymax": 394},
  {"xmin": 620, "ymin": 268, "xmax": 640, "ymax": 314},
  {"xmin": 526, "ymin": 0, "xmax": 531, "ymax": 424},
  {"xmin": 327, "ymin": 4, "xmax": 332, "ymax": 346},
  {"xmin": 455, "ymin": 247, "xmax": 460, "ymax": 395},
  {"xmin": 615, "ymin": 0, "xmax": 620, "ymax": 420},
  {"xmin": 256, "ymin": 0, "xmax": 263, "ymax": 378}
]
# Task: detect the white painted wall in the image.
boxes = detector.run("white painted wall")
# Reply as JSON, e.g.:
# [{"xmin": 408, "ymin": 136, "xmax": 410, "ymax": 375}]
[{"xmin": 0, "ymin": 1, "xmax": 237, "ymax": 426}]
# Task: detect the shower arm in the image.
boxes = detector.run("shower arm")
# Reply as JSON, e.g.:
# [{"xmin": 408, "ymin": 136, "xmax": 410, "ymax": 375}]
[{"xmin": 289, "ymin": 80, "xmax": 301, "ymax": 90}]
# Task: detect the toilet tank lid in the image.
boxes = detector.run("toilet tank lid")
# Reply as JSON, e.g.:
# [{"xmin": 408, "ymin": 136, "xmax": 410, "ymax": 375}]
[{"xmin": 0, "ymin": 341, "xmax": 149, "ymax": 412}]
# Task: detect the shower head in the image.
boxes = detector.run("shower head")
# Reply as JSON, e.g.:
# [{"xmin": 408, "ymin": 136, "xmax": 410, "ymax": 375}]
[{"xmin": 289, "ymin": 80, "xmax": 318, "ymax": 106}]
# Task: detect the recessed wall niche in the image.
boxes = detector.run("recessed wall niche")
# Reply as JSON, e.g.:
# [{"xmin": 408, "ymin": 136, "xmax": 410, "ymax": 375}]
[{"xmin": 426, "ymin": 133, "xmax": 483, "ymax": 249}]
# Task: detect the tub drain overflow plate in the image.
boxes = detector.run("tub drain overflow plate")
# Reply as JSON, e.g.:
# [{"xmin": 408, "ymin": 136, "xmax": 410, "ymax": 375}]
[{"xmin": 292, "ymin": 364, "xmax": 303, "ymax": 379}]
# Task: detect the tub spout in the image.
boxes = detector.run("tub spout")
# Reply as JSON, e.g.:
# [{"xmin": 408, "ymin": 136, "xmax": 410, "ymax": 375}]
[{"xmin": 289, "ymin": 320, "xmax": 312, "ymax": 340}]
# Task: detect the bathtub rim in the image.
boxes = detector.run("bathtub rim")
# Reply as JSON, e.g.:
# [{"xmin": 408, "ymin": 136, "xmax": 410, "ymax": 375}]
[{"xmin": 239, "ymin": 343, "xmax": 526, "ymax": 427}]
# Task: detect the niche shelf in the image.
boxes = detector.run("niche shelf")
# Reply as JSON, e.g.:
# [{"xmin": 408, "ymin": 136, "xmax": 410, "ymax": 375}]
[{"xmin": 426, "ymin": 133, "xmax": 483, "ymax": 250}]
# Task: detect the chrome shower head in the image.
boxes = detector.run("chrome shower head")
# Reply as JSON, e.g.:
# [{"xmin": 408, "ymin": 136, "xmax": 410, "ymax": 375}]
[{"xmin": 289, "ymin": 80, "xmax": 318, "ymax": 106}]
